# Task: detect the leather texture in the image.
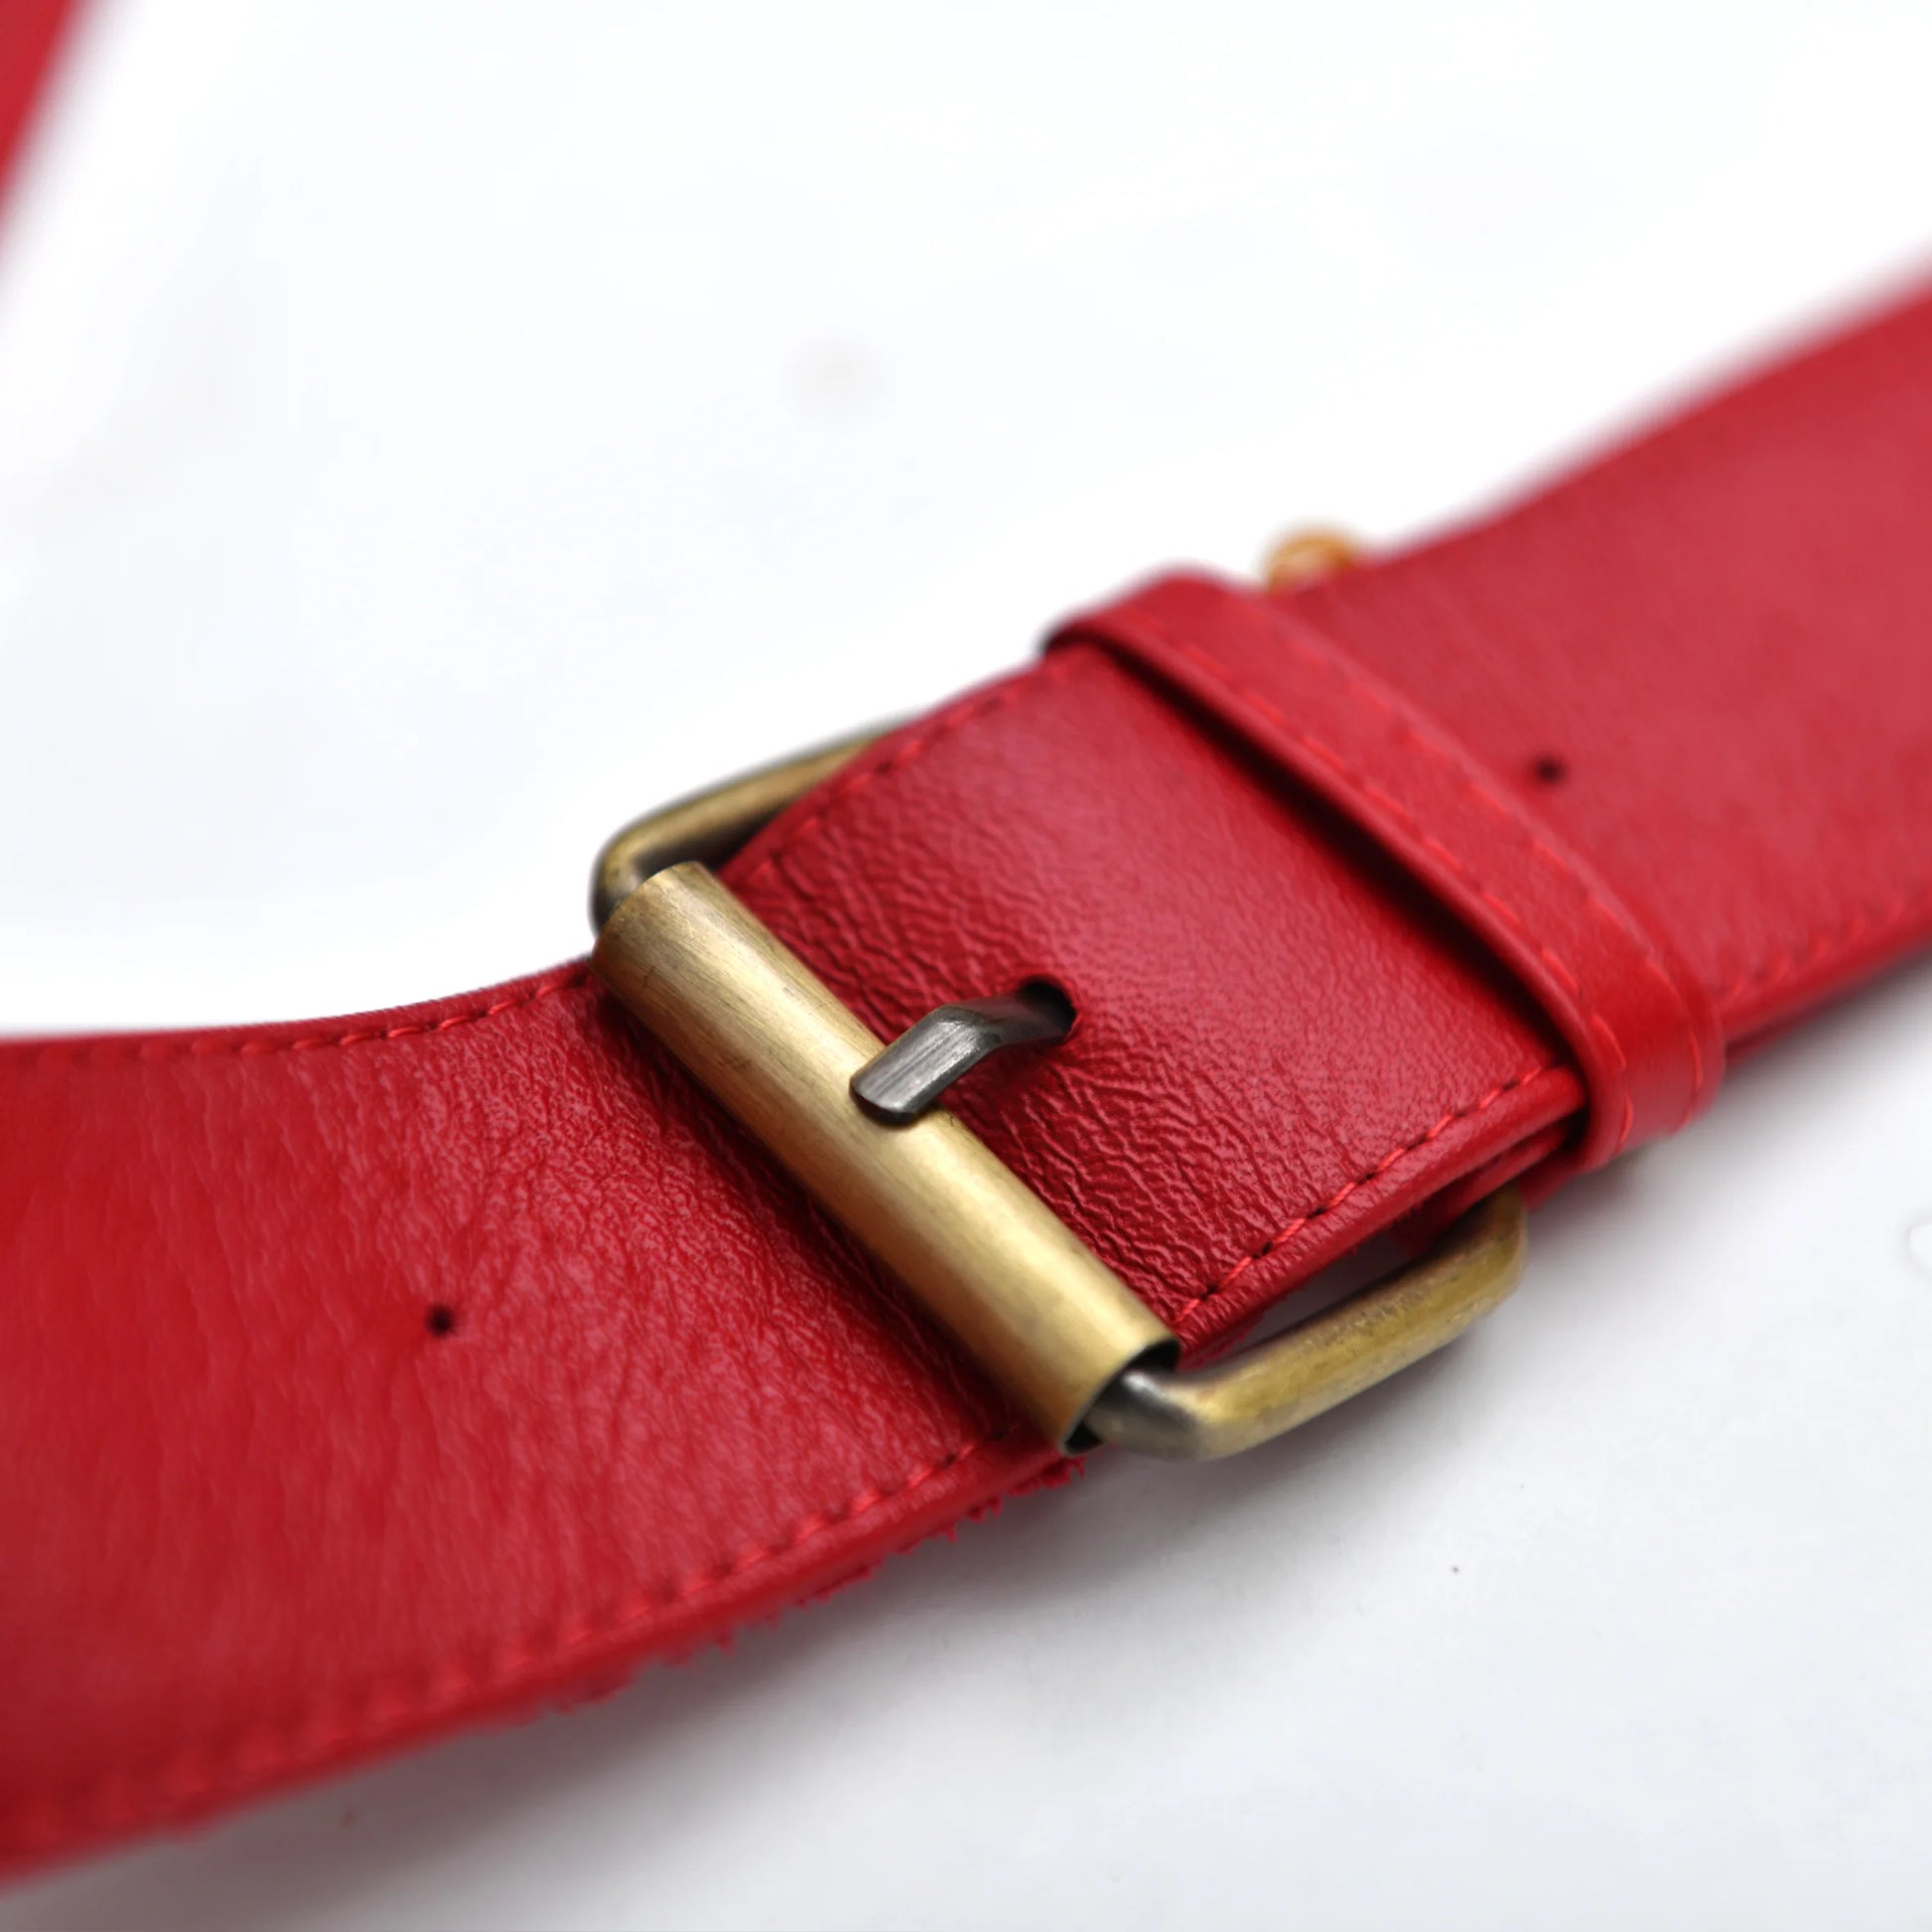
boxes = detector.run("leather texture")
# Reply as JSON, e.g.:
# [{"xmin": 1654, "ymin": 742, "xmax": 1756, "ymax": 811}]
[{"xmin": 7, "ymin": 283, "xmax": 1932, "ymax": 1873}]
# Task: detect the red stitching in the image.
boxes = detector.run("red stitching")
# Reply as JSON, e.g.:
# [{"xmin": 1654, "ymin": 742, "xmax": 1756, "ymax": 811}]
[
  {"xmin": 1167, "ymin": 1063, "xmax": 1556, "ymax": 1322},
  {"xmin": 736, "ymin": 653, "xmax": 1081, "ymax": 895},
  {"xmin": 4, "ymin": 1428, "xmax": 1021, "ymax": 1847},
  {"xmin": 1714, "ymin": 880, "xmax": 1932, "ymax": 1014},
  {"xmin": 24, "ymin": 969, "xmax": 596, "ymax": 1070}
]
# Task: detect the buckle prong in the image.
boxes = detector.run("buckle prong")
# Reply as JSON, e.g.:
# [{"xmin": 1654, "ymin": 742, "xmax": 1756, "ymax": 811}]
[{"xmin": 852, "ymin": 985, "xmax": 1074, "ymax": 1125}]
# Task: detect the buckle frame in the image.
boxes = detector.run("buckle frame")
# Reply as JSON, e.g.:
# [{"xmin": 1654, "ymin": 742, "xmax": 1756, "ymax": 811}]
[{"xmin": 590, "ymin": 739, "xmax": 1526, "ymax": 1458}]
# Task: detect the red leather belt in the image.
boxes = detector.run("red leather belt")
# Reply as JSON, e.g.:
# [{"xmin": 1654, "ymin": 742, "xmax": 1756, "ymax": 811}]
[{"xmin": 7, "ymin": 281, "xmax": 1932, "ymax": 1873}]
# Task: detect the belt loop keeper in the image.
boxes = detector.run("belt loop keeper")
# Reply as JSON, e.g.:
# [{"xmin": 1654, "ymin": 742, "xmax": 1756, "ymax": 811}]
[{"xmin": 1049, "ymin": 572, "xmax": 1725, "ymax": 1175}]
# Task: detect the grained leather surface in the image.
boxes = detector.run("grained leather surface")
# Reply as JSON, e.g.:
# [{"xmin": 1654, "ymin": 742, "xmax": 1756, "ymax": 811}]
[{"xmin": 5, "ymin": 283, "xmax": 1932, "ymax": 1872}]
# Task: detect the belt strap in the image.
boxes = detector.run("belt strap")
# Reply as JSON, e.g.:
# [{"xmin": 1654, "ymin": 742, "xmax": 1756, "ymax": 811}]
[{"xmin": 7, "ymin": 284, "xmax": 1932, "ymax": 1870}]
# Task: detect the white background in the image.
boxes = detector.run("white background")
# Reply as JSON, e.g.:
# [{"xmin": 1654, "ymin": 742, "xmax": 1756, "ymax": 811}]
[{"xmin": 3, "ymin": 3, "xmax": 1932, "ymax": 1927}]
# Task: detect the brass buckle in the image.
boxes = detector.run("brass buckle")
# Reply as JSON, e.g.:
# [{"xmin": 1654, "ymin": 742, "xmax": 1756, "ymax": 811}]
[{"xmin": 590, "ymin": 740, "xmax": 1527, "ymax": 1459}]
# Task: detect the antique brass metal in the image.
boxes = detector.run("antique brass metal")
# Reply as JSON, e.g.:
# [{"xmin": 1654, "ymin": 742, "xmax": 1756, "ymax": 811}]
[
  {"xmin": 591, "ymin": 741, "xmax": 1529, "ymax": 1457},
  {"xmin": 1261, "ymin": 525, "xmax": 1361, "ymax": 593},
  {"xmin": 1083, "ymin": 1188, "xmax": 1526, "ymax": 1458},
  {"xmin": 591, "ymin": 730, "xmax": 883, "ymax": 928},
  {"xmin": 595, "ymin": 864, "xmax": 1176, "ymax": 1446}
]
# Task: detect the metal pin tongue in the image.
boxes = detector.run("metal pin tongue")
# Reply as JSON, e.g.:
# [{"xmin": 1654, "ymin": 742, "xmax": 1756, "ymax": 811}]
[{"xmin": 851, "ymin": 984, "xmax": 1073, "ymax": 1125}]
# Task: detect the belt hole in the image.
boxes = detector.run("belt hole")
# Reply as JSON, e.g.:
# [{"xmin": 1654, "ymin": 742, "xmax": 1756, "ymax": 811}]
[{"xmin": 1015, "ymin": 976, "xmax": 1077, "ymax": 1035}]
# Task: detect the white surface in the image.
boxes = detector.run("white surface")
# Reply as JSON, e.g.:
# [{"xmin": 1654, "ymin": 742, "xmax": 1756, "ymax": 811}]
[{"xmin": 3, "ymin": 3, "xmax": 1931, "ymax": 1927}]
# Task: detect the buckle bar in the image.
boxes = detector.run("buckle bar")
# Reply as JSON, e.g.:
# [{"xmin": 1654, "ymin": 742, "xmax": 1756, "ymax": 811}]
[{"xmin": 590, "ymin": 741, "xmax": 1526, "ymax": 1457}]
